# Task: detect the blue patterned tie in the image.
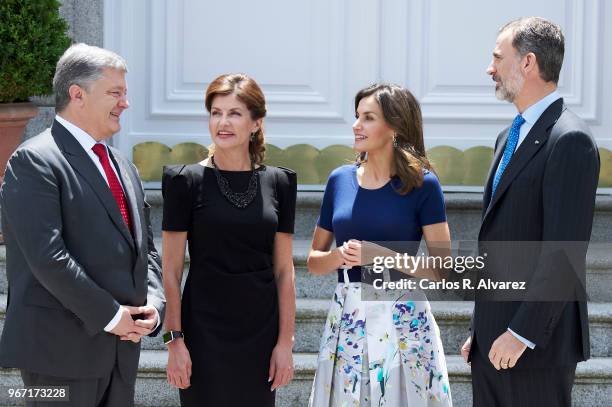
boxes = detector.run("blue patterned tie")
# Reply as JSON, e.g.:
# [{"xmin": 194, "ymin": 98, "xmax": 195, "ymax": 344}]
[{"xmin": 491, "ymin": 114, "xmax": 526, "ymax": 198}]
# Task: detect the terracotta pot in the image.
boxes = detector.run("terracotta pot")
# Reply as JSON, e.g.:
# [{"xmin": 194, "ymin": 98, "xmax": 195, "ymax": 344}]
[{"xmin": 0, "ymin": 102, "xmax": 39, "ymax": 182}]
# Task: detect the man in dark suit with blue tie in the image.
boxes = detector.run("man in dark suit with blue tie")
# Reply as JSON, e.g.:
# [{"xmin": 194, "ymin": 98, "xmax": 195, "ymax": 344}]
[
  {"xmin": 0, "ymin": 44, "xmax": 165, "ymax": 406},
  {"xmin": 460, "ymin": 17, "xmax": 600, "ymax": 406}
]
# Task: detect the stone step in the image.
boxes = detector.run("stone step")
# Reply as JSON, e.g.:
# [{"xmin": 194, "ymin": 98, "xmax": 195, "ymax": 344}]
[
  {"xmin": 584, "ymin": 244, "xmax": 612, "ymax": 303},
  {"xmin": 0, "ymin": 239, "xmax": 331, "ymax": 297},
  {"xmin": 1, "ymin": 236, "xmax": 611, "ymax": 300},
  {"xmin": 294, "ymin": 247, "xmax": 612, "ymax": 303},
  {"xmin": 152, "ymin": 238, "xmax": 612, "ymax": 302},
  {"xmin": 290, "ymin": 299, "xmax": 612, "ymax": 357},
  {"xmin": 1, "ymin": 351, "xmax": 611, "ymax": 406},
  {"xmin": 146, "ymin": 191, "xmax": 612, "ymax": 242},
  {"xmin": 1, "ymin": 295, "xmax": 611, "ymax": 358}
]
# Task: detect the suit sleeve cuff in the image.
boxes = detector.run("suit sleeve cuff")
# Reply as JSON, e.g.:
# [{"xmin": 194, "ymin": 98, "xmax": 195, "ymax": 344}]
[
  {"xmin": 104, "ymin": 307, "xmax": 123, "ymax": 332},
  {"xmin": 508, "ymin": 327, "xmax": 536, "ymax": 349}
]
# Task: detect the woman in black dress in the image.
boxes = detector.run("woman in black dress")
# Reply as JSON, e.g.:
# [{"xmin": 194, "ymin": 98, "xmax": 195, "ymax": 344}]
[{"xmin": 162, "ymin": 73, "xmax": 297, "ymax": 406}]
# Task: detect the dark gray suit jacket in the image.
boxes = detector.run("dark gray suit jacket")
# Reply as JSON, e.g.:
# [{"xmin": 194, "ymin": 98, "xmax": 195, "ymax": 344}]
[
  {"xmin": 0, "ymin": 120, "xmax": 165, "ymax": 382},
  {"xmin": 471, "ymin": 98, "xmax": 599, "ymax": 368}
]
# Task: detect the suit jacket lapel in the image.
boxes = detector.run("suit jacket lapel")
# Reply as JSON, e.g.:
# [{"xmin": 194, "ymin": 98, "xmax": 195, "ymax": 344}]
[
  {"xmin": 482, "ymin": 130, "xmax": 508, "ymax": 218},
  {"xmin": 51, "ymin": 120, "xmax": 136, "ymax": 251},
  {"xmin": 108, "ymin": 148, "xmax": 143, "ymax": 252},
  {"xmin": 482, "ymin": 98, "xmax": 564, "ymax": 223}
]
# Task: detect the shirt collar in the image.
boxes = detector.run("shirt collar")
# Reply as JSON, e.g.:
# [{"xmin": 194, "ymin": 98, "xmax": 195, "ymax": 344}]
[
  {"xmin": 520, "ymin": 90, "xmax": 561, "ymax": 125},
  {"xmin": 55, "ymin": 114, "xmax": 106, "ymax": 153}
]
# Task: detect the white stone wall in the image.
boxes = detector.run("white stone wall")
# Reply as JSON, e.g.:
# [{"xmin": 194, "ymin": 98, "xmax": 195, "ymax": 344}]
[{"xmin": 102, "ymin": 0, "xmax": 612, "ymax": 157}]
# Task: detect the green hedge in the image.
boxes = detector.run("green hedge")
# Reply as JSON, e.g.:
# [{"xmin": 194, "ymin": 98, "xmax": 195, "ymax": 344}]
[{"xmin": 0, "ymin": 0, "xmax": 71, "ymax": 103}]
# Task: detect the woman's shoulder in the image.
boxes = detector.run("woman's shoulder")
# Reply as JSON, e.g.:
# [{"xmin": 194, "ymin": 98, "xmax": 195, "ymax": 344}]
[
  {"xmin": 163, "ymin": 163, "xmax": 204, "ymax": 178},
  {"xmin": 415, "ymin": 169, "xmax": 444, "ymax": 198},
  {"xmin": 328, "ymin": 164, "xmax": 356, "ymax": 180},
  {"xmin": 264, "ymin": 165, "xmax": 296, "ymax": 177},
  {"xmin": 319, "ymin": 164, "xmax": 355, "ymax": 192},
  {"xmin": 162, "ymin": 163, "xmax": 204, "ymax": 192},
  {"xmin": 163, "ymin": 164, "xmax": 186, "ymax": 178},
  {"xmin": 393, "ymin": 169, "xmax": 442, "ymax": 198},
  {"xmin": 421, "ymin": 169, "xmax": 441, "ymax": 187},
  {"xmin": 264, "ymin": 165, "xmax": 297, "ymax": 187}
]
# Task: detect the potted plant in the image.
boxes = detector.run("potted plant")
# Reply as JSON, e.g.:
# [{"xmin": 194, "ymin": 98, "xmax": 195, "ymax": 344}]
[{"xmin": 0, "ymin": 0, "xmax": 71, "ymax": 182}]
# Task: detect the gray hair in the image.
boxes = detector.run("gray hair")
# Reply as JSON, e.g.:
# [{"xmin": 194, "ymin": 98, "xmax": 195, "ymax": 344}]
[
  {"xmin": 53, "ymin": 43, "xmax": 128, "ymax": 112},
  {"xmin": 500, "ymin": 17, "xmax": 564, "ymax": 84}
]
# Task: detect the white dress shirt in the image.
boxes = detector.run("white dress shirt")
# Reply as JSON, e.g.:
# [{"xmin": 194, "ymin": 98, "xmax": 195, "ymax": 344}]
[
  {"xmin": 55, "ymin": 115, "xmax": 159, "ymax": 333},
  {"xmin": 495, "ymin": 90, "xmax": 561, "ymax": 173},
  {"xmin": 55, "ymin": 115, "xmax": 122, "ymax": 189},
  {"xmin": 497, "ymin": 90, "xmax": 561, "ymax": 350}
]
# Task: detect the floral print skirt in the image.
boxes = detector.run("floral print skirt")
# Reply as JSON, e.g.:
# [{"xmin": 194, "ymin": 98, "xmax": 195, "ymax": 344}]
[{"xmin": 309, "ymin": 282, "xmax": 452, "ymax": 406}]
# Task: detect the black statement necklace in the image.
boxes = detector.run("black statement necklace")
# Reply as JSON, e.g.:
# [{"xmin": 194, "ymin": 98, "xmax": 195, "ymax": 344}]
[{"xmin": 210, "ymin": 155, "xmax": 258, "ymax": 208}]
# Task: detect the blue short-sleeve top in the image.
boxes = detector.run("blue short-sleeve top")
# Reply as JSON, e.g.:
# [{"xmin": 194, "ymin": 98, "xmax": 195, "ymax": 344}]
[{"xmin": 317, "ymin": 164, "xmax": 447, "ymax": 282}]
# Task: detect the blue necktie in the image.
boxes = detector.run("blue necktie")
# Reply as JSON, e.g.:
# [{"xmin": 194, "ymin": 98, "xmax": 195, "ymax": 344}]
[{"xmin": 491, "ymin": 114, "xmax": 526, "ymax": 198}]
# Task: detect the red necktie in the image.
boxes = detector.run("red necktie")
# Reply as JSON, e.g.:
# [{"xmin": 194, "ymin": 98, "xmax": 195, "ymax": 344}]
[{"xmin": 92, "ymin": 143, "xmax": 132, "ymax": 234}]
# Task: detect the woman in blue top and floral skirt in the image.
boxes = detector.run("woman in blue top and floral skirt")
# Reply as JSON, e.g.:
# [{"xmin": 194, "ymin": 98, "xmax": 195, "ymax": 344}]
[{"xmin": 308, "ymin": 83, "xmax": 453, "ymax": 406}]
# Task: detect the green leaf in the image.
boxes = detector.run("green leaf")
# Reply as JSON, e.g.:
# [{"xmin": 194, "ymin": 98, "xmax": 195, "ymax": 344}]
[{"xmin": 0, "ymin": 0, "xmax": 71, "ymax": 102}]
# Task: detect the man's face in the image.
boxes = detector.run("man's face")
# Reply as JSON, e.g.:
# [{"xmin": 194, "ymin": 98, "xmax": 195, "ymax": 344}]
[
  {"xmin": 80, "ymin": 68, "xmax": 129, "ymax": 140},
  {"xmin": 486, "ymin": 30, "xmax": 525, "ymax": 103}
]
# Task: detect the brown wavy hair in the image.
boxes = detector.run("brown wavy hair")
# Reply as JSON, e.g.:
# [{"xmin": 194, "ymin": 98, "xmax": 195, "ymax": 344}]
[
  {"xmin": 205, "ymin": 73, "xmax": 267, "ymax": 165},
  {"xmin": 355, "ymin": 83, "xmax": 433, "ymax": 195}
]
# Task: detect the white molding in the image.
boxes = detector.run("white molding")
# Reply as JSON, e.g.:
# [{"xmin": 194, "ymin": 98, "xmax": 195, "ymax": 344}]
[
  {"xmin": 122, "ymin": 133, "xmax": 543, "ymax": 151},
  {"xmin": 147, "ymin": 0, "xmax": 348, "ymax": 121},
  {"xmin": 103, "ymin": 0, "xmax": 611, "ymax": 158},
  {"xmin": 103, "ymin": 0, "xmax": 139, "ymax": 156},
  {"xmin": 121, "ymin": 131, "xmax": 361, "ymax": 150},
  {"xmin": 410, "ymin": 0, "xmax": 602, "ymax": 123}
]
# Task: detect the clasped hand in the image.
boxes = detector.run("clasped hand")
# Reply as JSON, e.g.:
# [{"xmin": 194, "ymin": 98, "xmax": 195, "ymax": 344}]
[
  {"xmin": 110, "ymin": 305, "xmax": 158, "ymax": 343},
  {"xmin": 338, "ymin": 239, "xmax": 389, "ymax": 268}
]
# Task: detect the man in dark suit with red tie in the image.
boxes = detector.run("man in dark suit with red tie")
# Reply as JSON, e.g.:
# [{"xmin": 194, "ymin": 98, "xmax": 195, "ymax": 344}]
[
  {"xmin": 0, "ymin": 43, "xmax": 165, "ymax": 407},
  {"xmin": 461, "ymin": 17, "xmax": 599, "ymax": 406}
]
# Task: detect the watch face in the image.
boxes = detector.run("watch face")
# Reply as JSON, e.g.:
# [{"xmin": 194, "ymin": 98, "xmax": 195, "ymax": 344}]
[{"xmin": 163, "ymin": 331, "xmax": 183, "ymax": 344}]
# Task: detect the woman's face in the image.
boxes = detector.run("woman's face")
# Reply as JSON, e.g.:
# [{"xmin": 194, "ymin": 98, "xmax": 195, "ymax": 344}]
[
  {"xmin": 352, "ymin": 95, "xmax": 394, "ymax": 154},
  {"xmin": 208, "ymin": 93, "xmax": 261, "ymax": 152}
]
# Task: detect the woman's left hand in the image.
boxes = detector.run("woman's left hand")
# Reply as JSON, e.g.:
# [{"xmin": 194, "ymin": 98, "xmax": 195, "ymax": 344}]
[
  {"xmin": 340, "ymin": 239, "xmax": 362, "ymax": 267},
  {"xmin": 268, "ymin": 343, "xmax": 294, "ymax": 391},
  {"xmin": 341, "ymin": 240, "xmax": 395, "ymax": 267}
]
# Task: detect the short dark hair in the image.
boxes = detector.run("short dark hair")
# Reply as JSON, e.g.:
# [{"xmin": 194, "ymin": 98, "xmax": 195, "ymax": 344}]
[{"xmin": 500, "ymin": 17, "xmax": 564, "ymax": 83}]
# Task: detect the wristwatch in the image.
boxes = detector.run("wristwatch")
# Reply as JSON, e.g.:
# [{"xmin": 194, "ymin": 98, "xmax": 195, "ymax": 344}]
[{"xmin": 163, "ymin": 330, "xmax": 184, "ymax": 345}]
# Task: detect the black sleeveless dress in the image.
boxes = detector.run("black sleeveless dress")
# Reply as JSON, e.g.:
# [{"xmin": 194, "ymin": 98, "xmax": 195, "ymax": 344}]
[{"xmin": 162, "ymin": 164, "xmax": 297, "ymax": 407}]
